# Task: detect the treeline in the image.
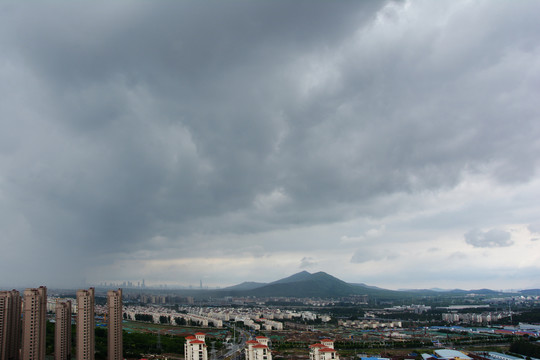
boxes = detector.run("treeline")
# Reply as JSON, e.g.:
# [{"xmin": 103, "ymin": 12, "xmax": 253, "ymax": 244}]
[
  {"xmin": 335, "ymin": 340, "xmax": 427, "ymax": 350},
  {"xmin": 174, "ymin": 317, "xmax": 207, "ymax": 327},
  {"xmin": 95, "ymin": 327, "xmax": 185, "ymax": 359},
  {"xmin": 122, "ymin": 330, "xmax": 184, "ymax": 358},
  {"xmin": 509, "ymin": 310, "xmax": 540, "ymax": 324},
  {"xmin": 328, "ymin": 306, "xmax": 365, "ymax": 319},
  {"xmin": 44, "ymin": 322, "xmax": 186, "ymax": 359},
  {"xmin": 510, "ymin": 340, "xmax": 540, "ymax": 358},
  {"xmin": 273, "ymin": 341, "xmax": 308, "ymax": 350},
  {"xmin": 265, "ymin": 301, "xmax": 306, "ymax": 306},
  {"xmin": 134, "ymin": 313, "xmax": 154, "ymax": 322}
]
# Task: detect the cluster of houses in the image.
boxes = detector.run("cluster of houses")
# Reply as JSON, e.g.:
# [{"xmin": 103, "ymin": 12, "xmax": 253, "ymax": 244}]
[
  {"xmin": 441, "ymin": 312, "xmax": 510, "ymax": 324},
  {"xmin": 338, "ymin": 319, "xmax": 402, "ymax": 329},
  {"xmin": 123, "ymin": 305, "xmax": 330, "ymax": 330},
  {"xmin": 185, "ymin": 334, "xmax": 339, "ymax": 360}
]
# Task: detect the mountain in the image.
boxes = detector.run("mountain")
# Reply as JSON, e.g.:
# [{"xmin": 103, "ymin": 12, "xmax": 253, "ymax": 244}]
[
  {"xmin": 219, "ymin": 271, "xmax": 404, "ymax": 299},
  {"xmin": 121, "ymin": 271, "xmax": 528, "ymax": 300},
  {"xmin": 242, "ymin": 271, "xmax": 357, "ymax": 298},
  {"xmin": 269, "ymin": 270, "xmax": 313, "ymax": 285},
  {"xmin": 350, "ymin": 282, "xmax": 387, "ymax": 290},
  {"xmin": 222, "ymin": 281, "xmax": 267, "ymax": 291},
  {"xmin": 398, "ymin": 288, "xmax": 513, "ymax": 297},
  {"xmin": 520, "ymin": 289, "xmax": 540, "ymax": 296}
]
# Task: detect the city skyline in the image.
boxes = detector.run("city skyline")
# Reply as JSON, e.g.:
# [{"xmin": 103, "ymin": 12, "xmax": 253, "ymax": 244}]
[{"xmin": 1, "ymin": 1, "xmax": 540, "ymax": 291}]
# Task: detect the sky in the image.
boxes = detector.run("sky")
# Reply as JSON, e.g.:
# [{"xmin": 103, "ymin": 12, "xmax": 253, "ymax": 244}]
[{"xmin": 1, "ymin": 0, "xmax": 540, "ymax": 291}]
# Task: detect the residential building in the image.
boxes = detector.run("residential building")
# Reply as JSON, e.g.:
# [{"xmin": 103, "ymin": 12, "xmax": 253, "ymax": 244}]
[
  {"xmin": 185, "ymin": 333, "xmax": 208, "ymax": 360},
  {"xmin": 55, "ymin": 300, "xmax": 72, "ymax": 360},
  {"xmin": 245, "ymin": 336, "xmax": 271, "ymax": 360},
  {"xmin": 309, "ymin": 339, "xmax": 339, "ymax": 360},
  {"xmin": 107, "ymin": 289, "xmax": 123, "ymax": 360},
  {"xmin": 21, "ymin": 286, "xmax": 47, "ymax": 360},
  {"xmin": 76, "ymin": 288, "xmax": 95, "ymax": 360},
  {"xmin": 318, "ymin": 348, "xmax": 339, "ymax": 360},
  {"xmin": 320, "ymin": 339, "xmax": 334, "ymax": 349},
  {"xmin": 0, "ymin": 289, "xmax": 21, "ymax": 360}
]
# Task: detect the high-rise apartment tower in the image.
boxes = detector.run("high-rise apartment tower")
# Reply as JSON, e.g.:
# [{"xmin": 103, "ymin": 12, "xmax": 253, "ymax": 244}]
[
  {"xmin": 76, "ymin": 288, "xmax": 95, "ymax": 360},
  {"xmin": 0, "ymin": 289, "xmax": 21, "ymax": 360},
  {"xmin": 21, "ymin": 286, "xmax": 47, "ymax": 360},
  {"xmin": 107, "ymin": 289, "xmax": 123, "ymax": 360},
  {"xmin": 55, "ymin": 300, "xmax": 72, "ymax": 360}
]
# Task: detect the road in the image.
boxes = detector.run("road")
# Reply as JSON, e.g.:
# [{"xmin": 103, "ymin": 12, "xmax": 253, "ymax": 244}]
[{"xmin": 218, "ymin": 327, "xmax": 248, "ymax": 360}]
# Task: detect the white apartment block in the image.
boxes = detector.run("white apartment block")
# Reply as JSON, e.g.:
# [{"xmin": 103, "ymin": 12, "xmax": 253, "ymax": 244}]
[
  {"xmin": 261, "ymin": 319, "xmax": 283, "ymax": 330},
  {"xmin": 245, "ymin": 336, "xmax": 271, "ymax": 360},
  {"xmin": 310, "ymin": 339, "xmax": 339, "ymax": 360},
  {"xmin": 185, "ymin": 333, "xmax": 208, "ymax": 360}
]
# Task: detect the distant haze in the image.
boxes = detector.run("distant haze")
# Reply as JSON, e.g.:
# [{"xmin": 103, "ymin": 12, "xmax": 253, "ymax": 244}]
[{"xmin": 0, "ymin": 1, "xmax": 539, "ymax": 290}]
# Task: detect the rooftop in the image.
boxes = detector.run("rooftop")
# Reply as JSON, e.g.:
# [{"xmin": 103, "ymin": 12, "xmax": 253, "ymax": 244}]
[{"xmin": 435, "ymin": 350, "xmax": 471, "ymax": 360}]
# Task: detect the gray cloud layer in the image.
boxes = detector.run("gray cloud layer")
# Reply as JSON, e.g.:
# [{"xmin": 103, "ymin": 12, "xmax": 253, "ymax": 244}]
[
  {"xmin": 464, "ymin": 229, "xmax": 513, "ymax": 248},
  {"xmin": 1, "ymin": 1, "xmax": 540, "ymax": 288}
]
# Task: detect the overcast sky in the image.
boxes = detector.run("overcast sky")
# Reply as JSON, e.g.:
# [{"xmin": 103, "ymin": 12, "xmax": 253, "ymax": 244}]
[{"xmin": 1, "ymin": 1, "xmax": 540, "ymax": 290}]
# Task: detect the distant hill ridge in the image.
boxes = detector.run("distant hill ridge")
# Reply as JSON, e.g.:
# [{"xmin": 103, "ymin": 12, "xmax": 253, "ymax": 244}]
[
  {"xmin": 220, "ymin": 271, "xmax": 522, "ymax": 299},
  {"xmin": 223, "ymin": 281, "xmax": 267, "ymax": 291},
  {"xmin": 116, "ymin": 271, "xmax": 533, "ymax": 299},
  {"xmin": 222, "ymin": 271, "xmax": 404, "ymax": 298}
]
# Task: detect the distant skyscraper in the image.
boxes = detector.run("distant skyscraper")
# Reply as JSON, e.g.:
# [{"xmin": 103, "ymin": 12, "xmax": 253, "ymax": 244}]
[
  {"xmin": 55, "ymin": 300, "xmax": 72, "ymax": 360},
  {"xmin": 76, "ymin": 288, "xmax": 95, "ymax": 360},
  {"xmin": 0, "ymin": 289, "xmax": 21, "ymax": 360},
  {"xmin": 21, "ymin": 286, "xmax": 47, "ymax": 360},
  {"xmin": 107, "ymin": 289, "xmax": 123, "ymax": 360}
]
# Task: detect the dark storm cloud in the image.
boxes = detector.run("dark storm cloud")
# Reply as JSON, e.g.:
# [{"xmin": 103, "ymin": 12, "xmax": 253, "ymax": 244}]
[
  {"xmin": 0, "ymin": 1, "xmax": 391, "ymax": 284},
  {"xmin": 464, "ymin": 229, "xmax": 513, "ymax": 248},
  {"xmin": 1, "ymin": 1, "xmax": 540, "ymax": 286}
]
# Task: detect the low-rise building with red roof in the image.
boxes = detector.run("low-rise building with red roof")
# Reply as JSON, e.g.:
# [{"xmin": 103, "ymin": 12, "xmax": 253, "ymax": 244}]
[
  {"xmin": 309, "ymin": 339, "xmax": 339, "ymax": 360},
  {"xmin": 245, "ymin": 336, "xmax": 272, "ymax": 360}
]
